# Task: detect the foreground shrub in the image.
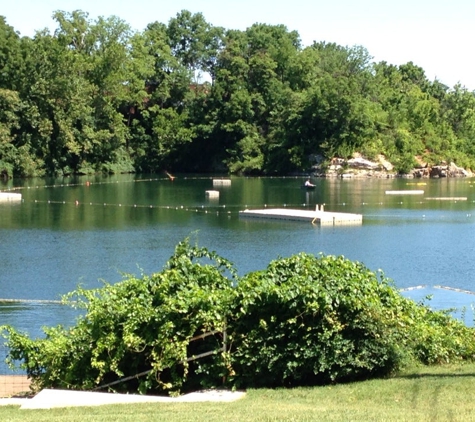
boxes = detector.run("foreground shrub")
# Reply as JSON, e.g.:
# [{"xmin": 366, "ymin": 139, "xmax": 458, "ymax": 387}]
[
  {"xmin": 403, "ymin": 304, "xmax": 475, "ymax": 365},
  {"xmin": 2, "ymin": 243, "xmax": 475, "ymax": 393},
  {"xmin": 227, "ymin": 253, "xmax": 475, "ymax": 388},
  {"xmin": 1, "ymin": 239, "xmax": 236, "ymax": 394},
  {"xmin": 228, "ymin": 253, "xmax": 406, "ymax": 387}
]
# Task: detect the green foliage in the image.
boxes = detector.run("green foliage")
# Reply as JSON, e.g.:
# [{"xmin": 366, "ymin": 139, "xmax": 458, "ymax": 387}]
[
  {"xmin": 1, "ymin": 238, "xmax": 237, "ymax": 395},
  {"xmin": 3, "ymin": 9, "xmax": 475, "ymax": 176},
  {"xmin": 3, "ymin": 241, "xmax": 475, "ymax": 394},
  {"xmin": 228, "ymin": 254, "xmax": 407, "ymax": 387},
  {"xmin": 394, "ymin": 153, "xmax": 418, "ymax": 174},
  {"xmin": 404, "ymin": 306, "xmax": 475, "ymax": 364},
  {"xmin": 166, "ymin": 10, "xmax": 224, "ymax": 76},
  {"xmin": 228, "ymin": 253, "xmax": 475, "ymax": 389}
]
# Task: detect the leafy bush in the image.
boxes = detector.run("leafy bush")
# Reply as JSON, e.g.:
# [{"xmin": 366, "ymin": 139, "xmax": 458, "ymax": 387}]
[
  {"xmin": 2, "ymin": 243, "xmax": 475, "ymax": 394},
  {"xmin": 401, "ymin": 303, "xmax": 475, "ymax": 365},
  {"xmin": 228, "ymin": 253, "xmax": 407, "ymax": 387},
  {"xmin": 228, "ymin": 253, "xmax": 475, "ymax": 388},
  {"xmin": 1, "ymin": 239, "xmax": 236, "ymax": 394}
]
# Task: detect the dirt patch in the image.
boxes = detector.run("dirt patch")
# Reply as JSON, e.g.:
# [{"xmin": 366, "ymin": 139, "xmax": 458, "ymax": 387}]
[{"xmin": 0, "ymin": 375, "xmax": 31, "ymax": 397}]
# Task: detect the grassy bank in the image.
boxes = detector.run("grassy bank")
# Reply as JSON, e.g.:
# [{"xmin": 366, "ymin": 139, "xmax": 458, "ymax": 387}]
[{"xmin": 1, "ymin": 363, "xmax": 475, "ymax": 421}]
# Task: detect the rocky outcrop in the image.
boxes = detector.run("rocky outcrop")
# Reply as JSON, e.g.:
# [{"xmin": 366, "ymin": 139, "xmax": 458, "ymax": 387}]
[
  {"xmin": 430, "ymin": 162, "xmax": 472, "ymax": 178},
  {"xmin": 312, "ymin": 154, "xmax": 396, "ymax": 178},
  {"xmin": 406, "ymin": 161, "xmax": 472, "ymax": 178},
  {"xmin": 311, "ymin": 154, "xmax": 473, "ymax": 179}
]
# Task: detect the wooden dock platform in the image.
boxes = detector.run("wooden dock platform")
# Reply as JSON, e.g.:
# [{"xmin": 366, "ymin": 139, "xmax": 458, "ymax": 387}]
[
  {"xmin": 239, "ymin": 208, "xmax": 362, "ymax": 225},
  {"xmin": 0, "ymin": 192, "xmax": 22, "ymax": 202}
]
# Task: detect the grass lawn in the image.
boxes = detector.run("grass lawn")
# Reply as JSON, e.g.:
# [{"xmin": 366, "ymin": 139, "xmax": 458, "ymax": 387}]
[{"xmin": 1, "ymin": 363, "xmax": 475, "ymax": 421}]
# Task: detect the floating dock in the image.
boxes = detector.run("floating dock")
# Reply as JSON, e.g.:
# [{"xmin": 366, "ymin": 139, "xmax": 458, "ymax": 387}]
[
  {"xmin": 425, "ymin": 197, "xmax": 467, "ymax": 201},
  {"xmin": 0, "ymin": 192, "xmax": 22, "ymax": 202},
  {"xmin": 212, "ymin": 179, "xmax": 231, "ymax": 186},
  {"xmin": 205, "ymin": 190, "xmax": 220, "ymax": 198},
  {"xmin": 239, "ymin": 208, "xmax": 362, "ymax": 225},
  {"xmin": 385, "ymin": 190, "xmax": 424, "ymax": 195}
]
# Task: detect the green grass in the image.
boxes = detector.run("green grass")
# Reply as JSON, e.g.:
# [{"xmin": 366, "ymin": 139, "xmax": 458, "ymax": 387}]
[{"xmin": 2, "ymin": 363, "xmax": 475, "ymax": 421}]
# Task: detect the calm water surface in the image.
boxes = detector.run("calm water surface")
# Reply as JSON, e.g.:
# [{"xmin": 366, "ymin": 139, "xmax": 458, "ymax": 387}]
[{"xmin": 1, "ymin": 174, "xmax": 475, "ymax": 347}]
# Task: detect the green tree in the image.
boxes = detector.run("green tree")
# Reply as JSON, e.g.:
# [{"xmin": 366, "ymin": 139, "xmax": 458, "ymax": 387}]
[
  {"xmin": 280, "ymin": 43, "xmax": 383, "ymax": 167},
  {"xmin": 2, "ymin": 9, "xmax": 475, "ymax": 176},
  {"xmin": 166, "ymin": 10, "xmax": 224, "ymax": 81},
  {"xmin": 0, "ymin": 16, "xmax": 24, "ymax": 91},
  {"xmin": 129, "ymin": 21, "xmax": 195, "ymax": 172},
  {"xmin": 50, "ymin": 10, "xmax": 153, "ymax": 174},
  {"xmin": 442, "ymin": 84, "xmax": 475, "ymax": 158},
  {"xmin": 0, "ymin": 17, "xmax": 45, "ymax": 176},
  {"xmin": 0, "ymin": 88, "xmax": 22, "ymax": 177},
  {"xmin": 197, "ymin": 24, "xmax": 303, "ymax": 174}
]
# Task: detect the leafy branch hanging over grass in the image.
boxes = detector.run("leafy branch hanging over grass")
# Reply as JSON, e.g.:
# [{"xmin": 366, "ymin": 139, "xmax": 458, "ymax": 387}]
[
  {"xmin": 1, "ymin": 238, "xmax": 237, "ymax": 394},
  {"xmin": 2, "ymin": 239, "xmax": 475, "ymax": 395}
]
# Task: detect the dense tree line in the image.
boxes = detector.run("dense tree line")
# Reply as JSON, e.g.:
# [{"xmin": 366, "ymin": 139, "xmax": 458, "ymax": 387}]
[{"xmin": 1, "ymin": 10, "xmax": 475, "ymax": 178}]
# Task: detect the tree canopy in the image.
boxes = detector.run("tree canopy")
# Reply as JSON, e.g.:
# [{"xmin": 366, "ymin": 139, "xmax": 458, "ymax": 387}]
[{"xmin": 1, "ymin": 10, "xmax": 475, "ymax": 178}]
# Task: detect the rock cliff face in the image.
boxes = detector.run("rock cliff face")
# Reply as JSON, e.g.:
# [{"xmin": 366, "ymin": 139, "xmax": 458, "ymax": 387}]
[
  {"xmin": 416, "ymin": 162, "xmax": 472, "ymax": 178},
  {"xmin": 311, "ymin": 154, "xmax": 473, "ymax": 179}
]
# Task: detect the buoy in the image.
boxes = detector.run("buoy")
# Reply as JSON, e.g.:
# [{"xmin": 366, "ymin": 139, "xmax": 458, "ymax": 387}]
[{"xmin": 206, "ymin": 190, "xmax": 219, "ymax": 198}]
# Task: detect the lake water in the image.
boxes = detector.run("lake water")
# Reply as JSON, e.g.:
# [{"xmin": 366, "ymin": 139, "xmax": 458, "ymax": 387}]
[{"xmin": 1, "ymin": 174, "xmax": 475, "ymax": 371}]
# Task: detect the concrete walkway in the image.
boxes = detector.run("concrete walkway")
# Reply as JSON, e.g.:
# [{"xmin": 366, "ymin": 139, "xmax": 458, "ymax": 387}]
[{"xmin": 0, "ymin": 388, "xmax": 246, "ymax": 409}]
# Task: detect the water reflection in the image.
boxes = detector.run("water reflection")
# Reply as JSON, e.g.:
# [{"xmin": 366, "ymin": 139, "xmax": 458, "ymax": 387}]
[{"xmin": 1, "ymin": 174, "xmax": 475, "ymax": 359}]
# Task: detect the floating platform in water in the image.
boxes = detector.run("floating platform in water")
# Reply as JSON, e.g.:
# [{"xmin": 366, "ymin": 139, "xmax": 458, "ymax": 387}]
[
  {"xmin": 385, "ymin": 190, "xmax": 424, "ymax": 195},
  {"xmin": 0, "ymin": 192, "xmax": 22, "ymax": 202},
  {"xmin": 212, "ymin": 178, "xmax": 231, "ymax": 186},
  {"xmin": 205, "ymin": 190, "xmax": 220, "ymax": 198},
  {"xmin": 239, "ymin": 207, "xmax": 362, "ymax": 225},
  {"xmin": 425, "ymin": 197, "xmax": 467, "ymax": 201}
]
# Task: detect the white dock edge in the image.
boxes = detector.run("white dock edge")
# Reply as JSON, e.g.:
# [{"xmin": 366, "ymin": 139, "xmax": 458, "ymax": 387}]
[
  {"xmin": 385, "ymin": 190, "xmax": 424, "ymax": 195},
  {"xmin": 425, "ymin": 197, "xmax": 467, "ymax": 201},
  {"xmin": 0, "ymin": 192, "xmax": 22, "ymax": 202},
  {"xmin": 212, "ymin": 179, "xmax": 231, "ymax": 186},
  {"xmin": 239, "ymin": 208, "xmax": 362, "ymax": 225}
]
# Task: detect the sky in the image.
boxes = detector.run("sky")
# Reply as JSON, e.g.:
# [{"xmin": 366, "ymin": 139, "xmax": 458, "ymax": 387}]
[{"xmin": 3, "ymin": 0, "xmax": 475, "ymax": 90}]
